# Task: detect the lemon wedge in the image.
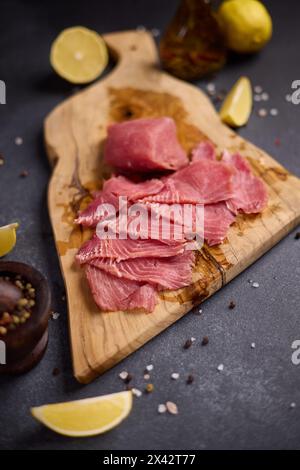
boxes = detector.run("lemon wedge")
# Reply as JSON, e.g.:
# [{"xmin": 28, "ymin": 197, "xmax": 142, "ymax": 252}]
[
  {"xmin": 220, "ymin": 76, "xmax": 252, "ymax": 127},
  {"xmin": 0, "ymin": 223, "xmax": 19, "ymax": 257},
  {"xmin": 50, "ymin": 26, "xmax": 108, "ymax": 84},
  {"xmin": 31, "ymin": 391, "xmax": 132, "ymax": 437}
]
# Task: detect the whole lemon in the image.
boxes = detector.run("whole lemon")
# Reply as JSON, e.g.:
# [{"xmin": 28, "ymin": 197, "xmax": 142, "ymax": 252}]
[{"xmin": 218, "ymin": 0, "xmax": 273, "ymax": 53}]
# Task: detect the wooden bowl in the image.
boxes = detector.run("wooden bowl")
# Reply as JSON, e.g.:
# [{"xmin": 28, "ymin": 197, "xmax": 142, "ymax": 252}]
[{"xmin": 0, "ymin": 261, "xmax": 51, "ymax": 374}]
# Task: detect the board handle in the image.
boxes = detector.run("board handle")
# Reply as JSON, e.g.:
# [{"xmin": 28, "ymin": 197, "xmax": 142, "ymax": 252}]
[{"xmin": 104, "ymin": 30, "xmax": 159, "ymax": 70}]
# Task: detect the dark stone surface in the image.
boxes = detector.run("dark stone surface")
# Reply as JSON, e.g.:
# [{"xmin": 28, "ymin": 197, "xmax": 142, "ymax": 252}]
[{"xmin": 0, "ymin": 0, "xmax": 299, "ymax": 450}]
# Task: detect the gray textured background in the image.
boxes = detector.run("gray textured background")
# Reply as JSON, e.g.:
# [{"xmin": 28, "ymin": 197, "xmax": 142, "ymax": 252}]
[{"xmin": 0, "ymin": 0, "xmax": 299, "ymax": 450}]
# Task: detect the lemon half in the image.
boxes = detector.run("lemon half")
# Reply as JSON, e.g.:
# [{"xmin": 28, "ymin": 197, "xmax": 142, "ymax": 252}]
[
  {"xmin": 0, "ymin": 223, "xmax": 19, "ymax": 257},
  {"xmin": 50, "ymin": 26, "xmax": 108, "ymax": 84},
  {"xmin": 31, "ymin": 391, "xmax": 132, "ymax": 437},
  {"xmin": 218, "ymin": 0, "xmax": 272, "ymax": 54}
]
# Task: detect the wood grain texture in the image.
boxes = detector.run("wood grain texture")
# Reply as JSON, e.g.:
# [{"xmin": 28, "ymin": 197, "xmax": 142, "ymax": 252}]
[{"xmin": 45, "ymin": 31, "xmax": 300, "ymax": 383}]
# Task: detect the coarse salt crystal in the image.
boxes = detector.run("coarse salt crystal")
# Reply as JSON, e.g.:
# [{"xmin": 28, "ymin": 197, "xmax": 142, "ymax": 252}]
[
  {"xmin": 258, "ymin": 108, "xmax": 268, "ymax": 117},
  {"xmin": 132, "ymin": 388, "xmax": 142, "ymax": 397},
  {"xmin": 51, "ymin": 312, "xmax": 60, "ymax": 320},
  {"xmin": 254, "ymin": 86, "xmax": 263, "ymax": 94},
  {"xmin": 206, "ymin": 83, "xmax": 216, "ymax": 95},
  {"xmin": 286, "ymin": 94, "xmax": 292, "ymax": 102},
  {"xmin": 261, "ymin": 92, "xmax": 269, "ymax": 101},
  {"xmin": 119, "ymin": 370, "xmax": 128, "ymax": 380},
  {"xmin": 251, "ymin": 342, "xmax": 256, "ymax": 349},
  {"xmin": 217, "ymin": 364, "xmax": 224, "ymax": 372},
  {"xmin": 191, "ymin": 337, "xmax": 196, "ymax": 343},
  {"xmin": 15, "ymin": 137, "xmax": 23, "ymax": 146},
  {"xmin": 252, "ymin": 282, "xmax": 260, "ymax": 288},
  {"xmin": 290, "ymin": 402, "xmax": 296, "ymax": 409},
  {"xmin": 144, "ymin": 373, "xmax": 150, "ymax": 380},
  {"xmin": 254, "ymin": 95, "xmax": 262, "ymax": 102},
  {"xmin": 171, "ymin": 373, "xmax": 180, "ymax": 380},
  {"xmin": 146, "ymin": 364, "xmax": 154, "ymax": 371},
  {"xmin": 151, "ymin": 28, "xmax": 160, "ymax": 37},
  {"xmin": 166, "ymin": 401, "xmax": 178, "ymax": 415},
  {"xmin": 270, "ymin": 108, "xmax": 279, "ymax": 116},
  {"xmin": 158, "ymin": 404, "xmax": 167, "ymax": 414}
]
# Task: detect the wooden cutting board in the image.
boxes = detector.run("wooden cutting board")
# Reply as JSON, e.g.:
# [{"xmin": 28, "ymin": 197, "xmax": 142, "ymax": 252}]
[{"xmin": 45, "ymin": 30, "xmax": 300, "ymax": 384}]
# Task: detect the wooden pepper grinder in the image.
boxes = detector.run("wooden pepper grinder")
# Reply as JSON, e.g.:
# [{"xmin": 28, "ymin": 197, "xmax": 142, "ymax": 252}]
[{"xmin": 160, "ymin": 0, "xmax": 226, "ymax": 80}]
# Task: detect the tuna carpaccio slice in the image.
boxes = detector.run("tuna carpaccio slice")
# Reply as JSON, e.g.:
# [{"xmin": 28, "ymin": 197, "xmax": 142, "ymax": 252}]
[
  {"xmin": 76, "ymin": 235, "xmax": 185, "ymax": 264},
  {"xmin": 140, "ymin": 158, "xmax": 235, "ymax": 204},
  {"xmin": 89, "ymin": 251, "xmax": 195, "ymax": 290},
  {"xmin": 222, "ymin": 151, "xmax": 268, "ymax": 214},
  {"xmin": 85, "ymin": 264, "xmax": 158, "ymax": 312},
  {"xmin": 75, "ymin": 175, "xmax": 164, "ymax": 227}
]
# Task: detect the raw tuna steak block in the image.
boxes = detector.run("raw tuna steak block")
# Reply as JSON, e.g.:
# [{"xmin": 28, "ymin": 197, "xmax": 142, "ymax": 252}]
[
  {"xmin": 85, "ymin": 265, "xmax": 158, "ymax": 312},
  {"xmin": 104, "ymin": 117, "xmax": 188, "ymax": 172}
]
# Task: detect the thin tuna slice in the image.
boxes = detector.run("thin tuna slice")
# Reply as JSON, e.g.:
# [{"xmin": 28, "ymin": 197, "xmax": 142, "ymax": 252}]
[
  {"xmin": 85, "ymin": 265, "xmax": 158, "ymax": 312},
  {"xmin": 141, "ymin": 159, "xmax": 234, "ymax": 204},
  {"xmin": 103, "ymin": 175, "xmax": 164, "ymax": 200},
  {"xmin": 90, "ymin": 251, "xmax": 195, "ymax": 290},
  {"xmin": 75, "ymin": 176, "xmax": 164, "ymax": 227},
  {"xmin": 191, "ymin": 141, "xmax": 216, "ymax": 162},
  {"xmin": 204, "ymin": 203, "xmax": 236, "ymax": 246},
  {"xmin": 75, "ymin": 191, "xmax": 119, "ymax": 227},
  {"xmin": 104, "ymin": 117, "xmax": 188, "ymax": 172},
  {"xmin": 76, "ymin": 235, "xmax": 185, "ymax": 264},
  {"xmin": 222, "ymin": 151, "xmax": 268, "ymax": 214}
]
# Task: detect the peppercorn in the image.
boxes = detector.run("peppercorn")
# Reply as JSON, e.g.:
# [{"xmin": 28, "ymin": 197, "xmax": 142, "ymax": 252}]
[
  {"xmin": 183, "ymin": 339, "xmax": 193, "ymax": 349},
  {"xmin": 17, "ymin": 298, "xmax": 28, "ymax": 307},
  {"xmin": 145, "ymin": 383, "xmax": 154, "ymax": 393},
  {"xmin": 186, "ymin": 374, "xmax": 194, "ymax": 385}
]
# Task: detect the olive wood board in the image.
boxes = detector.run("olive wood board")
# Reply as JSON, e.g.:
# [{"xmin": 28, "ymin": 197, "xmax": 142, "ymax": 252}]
[{"xmin": 45, "ymin": 30, "xmax": 300, "ymax": 383}]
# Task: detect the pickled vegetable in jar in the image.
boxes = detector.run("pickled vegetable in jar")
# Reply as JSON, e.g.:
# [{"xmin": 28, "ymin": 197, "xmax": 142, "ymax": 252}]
[{"xmin": 160, "ymin": 0, "xmax": 226, "ymax": 80}]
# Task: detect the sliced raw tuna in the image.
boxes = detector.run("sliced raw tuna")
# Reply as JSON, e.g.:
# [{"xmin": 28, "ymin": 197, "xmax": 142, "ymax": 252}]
[
  {"xmin": 75, "ymin": 176, "xmax": 164, "ymax": 227},
  {"xmin": 75, "ymin": 191, "xmax": 119, "ymax": 227},
  {"xmin": 191, "ymin": 141, "xmax": 216, "ymax": 162},
  {"xmin": 103, "ymin": 175, "xmax": 164, "ymax": 200},
  {"xmin": 222, "ymin": 151, "xmax": 268, "ymax": 214},
  {"xmin": 141, "ymin": 159, "xmax": 234, "ymax": 204},
  {"xmin": 104, "ymin": 117, "xmax": 188, "ymax": 172},
  {"xmin": 204, "ymin": 203, "xmax": 236, "ymax": 246},
  {"xmin": 90, "ymin": 251, "xmax": 195, "ymax": 290},
  {"xmin": 92, "ymin": 203, "xmax": 185, "ymax": 243},
  {"xmin": 76, "ymin": 235, "xmax": 185, "ymax": 264},
  {"xmin": 85, "ymin": 265, "xmax": 158, "ymax": 312}
]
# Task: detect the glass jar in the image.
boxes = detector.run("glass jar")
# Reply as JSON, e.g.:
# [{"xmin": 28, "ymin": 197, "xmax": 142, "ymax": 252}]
[{"xmin": 160, "ymin": 0, "xmax": 226, "ymax": 80}]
